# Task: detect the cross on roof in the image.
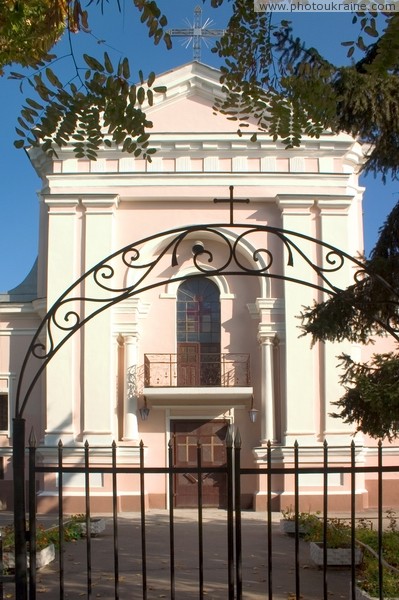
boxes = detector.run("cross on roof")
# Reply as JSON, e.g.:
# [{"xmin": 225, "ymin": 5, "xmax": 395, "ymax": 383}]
[
  {"xmin": 167, "ymin": 5, "xmax": 225, "ymax": 62},
  {"xmin": 214, "ymin": 186, "xmax": 250, "ymax": 225}
]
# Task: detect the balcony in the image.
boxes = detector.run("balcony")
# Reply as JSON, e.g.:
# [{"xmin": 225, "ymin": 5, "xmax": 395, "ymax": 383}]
[{"xmin": 144, "ymin": 353, "xmax": 250, "ymax": 388}]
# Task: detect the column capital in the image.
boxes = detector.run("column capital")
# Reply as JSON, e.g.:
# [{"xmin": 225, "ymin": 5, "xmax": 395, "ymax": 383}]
[
  {"xmin": 112, "ymin": 299, "xmax": 151, "ymax": 337},
  {"xmin": 80, "ymin": 195, "xmax": 119, "ymax": 211},
  {"xmin": 247, "ymin": 298, "xmax": 285, "ymax": 340},
  {"xmin": 276, "ymin": 195, "xmax": 315, "ymax": 214},
  {"xmin": 43, "ymin": 194, "xmax": 81, "ymax": 211},
  {"xmin": 247, "ymin": 298, "xmax": 284, "ymax": 319},
  {"xmin": 317, "ymin": 197, "xmax": 353, "ymax": 214},
  {"xmin": 118, "ymin": 329, "xmax": 141, "ymax": 341},
  {"xmin": 258, "ymin": 332, "xmax": 278, "ymax": 345}
]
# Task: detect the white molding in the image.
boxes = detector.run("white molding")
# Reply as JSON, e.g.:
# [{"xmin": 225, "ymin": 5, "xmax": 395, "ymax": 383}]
[
  {"xmin": 144, "ymin": 386, "xmax": 253, "ymax": 404},
  {"xmin": 252, "ymin": 444, "xmax": 367, "ymax": 464}
]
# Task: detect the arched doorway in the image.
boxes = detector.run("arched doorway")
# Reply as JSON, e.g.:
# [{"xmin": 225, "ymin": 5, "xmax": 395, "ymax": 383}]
[{"xmin": 176, "ymin": 277, "xmax": 221, "ymax": 386}]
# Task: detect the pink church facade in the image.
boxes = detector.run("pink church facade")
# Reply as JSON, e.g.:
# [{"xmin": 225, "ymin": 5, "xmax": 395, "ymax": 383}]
[{"xmin": 0, "ymin": 62, "xmax": 397, "ymax": 512}]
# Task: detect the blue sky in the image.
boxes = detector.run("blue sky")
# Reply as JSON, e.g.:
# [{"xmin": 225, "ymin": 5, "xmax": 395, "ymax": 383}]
[{"xmin": 0, "ymin": 1, "xmax": 397, "ymax": 292}]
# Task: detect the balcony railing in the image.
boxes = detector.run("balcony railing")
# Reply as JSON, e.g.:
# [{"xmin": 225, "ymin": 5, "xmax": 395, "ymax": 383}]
[{"xmin": 144, "ymin": 353, "xmax": 250, "ymax": 387}]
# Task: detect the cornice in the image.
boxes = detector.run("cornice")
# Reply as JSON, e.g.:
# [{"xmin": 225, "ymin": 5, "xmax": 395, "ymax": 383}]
[
  {"xmin": 0, "ymin": 303, "xmax": 37, "ymax": 315},
  {"xmin": 43, "ymin": 134, "xmax": 359, "ymax": 161}
]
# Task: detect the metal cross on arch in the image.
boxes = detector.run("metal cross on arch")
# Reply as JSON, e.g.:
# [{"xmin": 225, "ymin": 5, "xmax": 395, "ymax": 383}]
[{"xmin": 214, "ymin": 185, "xmax": 250, "ymax": 225}]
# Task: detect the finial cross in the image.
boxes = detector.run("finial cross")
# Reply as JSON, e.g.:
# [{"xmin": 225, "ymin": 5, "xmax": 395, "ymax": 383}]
[
  {"xmin": 167, "ymin": 5, "xmax": 225, "ymax": 62},
  {"xmin": 214, "ymin": 186, "xmax": 250, "ymax": 225}
]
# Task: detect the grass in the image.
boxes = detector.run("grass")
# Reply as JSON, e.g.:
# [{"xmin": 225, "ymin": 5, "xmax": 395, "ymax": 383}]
[{"xmin": 355, "ymin": 525, "xmax": 399, "ymax": 598}]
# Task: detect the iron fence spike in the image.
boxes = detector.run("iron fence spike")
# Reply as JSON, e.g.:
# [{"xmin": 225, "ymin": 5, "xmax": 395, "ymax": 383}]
[
  {"xmin": 225, "ymin": 428, "xmax": 233, "ymax": 448},
  {"xmin": 28, "ymin": 427, "xmax": 36, "ymax": 447},
  {"xmin": 234, "ymin": 429, "xmax": 242, "ymax": 448}
]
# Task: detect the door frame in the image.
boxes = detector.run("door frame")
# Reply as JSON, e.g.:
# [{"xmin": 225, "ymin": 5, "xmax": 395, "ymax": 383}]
[{"xmin": 166, "ymin": 413, "xmax": 233, "ymax": 509}]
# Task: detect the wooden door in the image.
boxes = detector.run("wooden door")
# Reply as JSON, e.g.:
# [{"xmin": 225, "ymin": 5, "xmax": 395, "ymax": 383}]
[
  {"xmin": 177, "ymin": 343, "xmax": 200, "ymax": 386},
  {"xmin": 171, "ymin": 420, "xmax": 228, "ymax": 508}
]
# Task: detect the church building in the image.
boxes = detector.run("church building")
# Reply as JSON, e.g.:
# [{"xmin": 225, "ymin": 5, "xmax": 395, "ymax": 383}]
[{"xmin": 0, "ymin": 62, "xmax": 395, "ymax": 512}]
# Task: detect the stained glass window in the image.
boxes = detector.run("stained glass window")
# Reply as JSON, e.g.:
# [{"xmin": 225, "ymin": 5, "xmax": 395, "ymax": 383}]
[{"xmin": 177, "ymin": 278, "xmax": 220, "ymax": 344}]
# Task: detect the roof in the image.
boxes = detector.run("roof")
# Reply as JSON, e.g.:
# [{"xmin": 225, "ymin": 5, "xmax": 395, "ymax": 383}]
[{"xmin": 0, "ymin": 259, "xmax": 38, "ymax": 302}]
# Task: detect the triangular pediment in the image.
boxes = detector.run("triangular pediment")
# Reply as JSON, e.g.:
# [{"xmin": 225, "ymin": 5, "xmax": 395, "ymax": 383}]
[{"xmin": 143, "ymin": 61, "xmax": 247, "ymax": 133}]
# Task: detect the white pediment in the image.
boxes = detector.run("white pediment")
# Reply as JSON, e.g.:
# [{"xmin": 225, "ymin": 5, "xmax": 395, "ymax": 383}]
[{"xmin": 142, "ymin": 61, "xmax": 245, "ymax": 134}]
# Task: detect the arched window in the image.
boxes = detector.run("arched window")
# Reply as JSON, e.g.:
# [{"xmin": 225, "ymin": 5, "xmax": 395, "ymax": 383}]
[{"xmin": 176, "ymin": 277, "xmax": 221, "ymax": 385}]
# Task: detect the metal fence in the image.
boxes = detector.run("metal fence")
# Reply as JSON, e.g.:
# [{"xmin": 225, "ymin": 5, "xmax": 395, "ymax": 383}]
[
  {"xmin": 2, "ymin": 433, "xmax": 399, "ymax": 599},
  {"xmin": 144, "ymin": 353, "xmax": 250, "ymax": 387}
]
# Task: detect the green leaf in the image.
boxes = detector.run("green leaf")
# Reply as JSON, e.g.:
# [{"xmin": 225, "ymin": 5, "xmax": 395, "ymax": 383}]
[
  {"xmin": 45, "ymin": 68, "xmax": 63, "ymax": 89},
  {"xmin": 148, "ymin": 71, "xmax": 156, "ymax": 87},
  {"xmin": 129, "ymin": 86, "xmax": 137, "ymax": 105},
  {"xmin": 9, "ymin": 71, "xmax": 25, "ymax": 80},
  {"xmin": 137, "ymin": 87, "xmax": 145, "ymax": 104},
  {"xmin": 122, "ymin": 58, "xmax": 130, "ymax": 80},
  {"xmin": 164, "ymin": 32, "xmax": 172, "ymax": 50},
  {"xmin": 104, "ymin": 52, "xmax": 114, "ymax": 74},
  {"xmin": 17, "ymin": 117, "xmax": 29, "ymax": 130},
  {"xmin": 21, "ymin": 109, "xmax": 35, "ymax": 123},
  {"xmin": 83, "ymin": 54, "xmax": 104, "ymax": 71},
  {"xmin": 364, "ymin": 25, "xmax": 379, "ymax": 38},
  {"xmin": 26, "ymin": 98, "xmax": 44, "ymax": 111},
  {"xmin": 14, "ymin": 140, "xmax": 25, "ymax": 148}
]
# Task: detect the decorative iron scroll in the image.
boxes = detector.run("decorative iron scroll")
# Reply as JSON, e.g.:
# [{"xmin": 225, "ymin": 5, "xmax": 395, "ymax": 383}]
[{"xmin": 15, "ymin": 222, "xmax": 399, "ymax": 417}]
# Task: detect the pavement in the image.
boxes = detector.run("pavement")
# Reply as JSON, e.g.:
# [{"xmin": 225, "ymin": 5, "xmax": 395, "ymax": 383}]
[{"xmin": 1, "ymin": 510, "xmax": 356, "ymax": 599}]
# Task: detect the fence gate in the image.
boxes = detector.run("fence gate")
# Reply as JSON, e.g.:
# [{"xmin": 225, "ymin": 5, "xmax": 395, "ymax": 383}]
[{"xmin": 0, "ymin": 432, "xmax": 394, "ymax": 599}]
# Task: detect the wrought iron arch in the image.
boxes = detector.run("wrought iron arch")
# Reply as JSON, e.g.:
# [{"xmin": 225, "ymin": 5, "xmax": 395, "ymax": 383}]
[
  {"xmin": 15, "ymin": 221, "xmax": 399, "ymax": 419},
  {"xmin": 11, "ymin": 219, "xmax": 399, "ymax": 600}
]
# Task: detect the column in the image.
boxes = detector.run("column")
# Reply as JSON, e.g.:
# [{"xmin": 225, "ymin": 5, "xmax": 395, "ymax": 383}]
[
  {"xmin": 249, "ymin": 298, "xmax": 284, "ymax": 445},
  {"xmin": 259, "ymin": 334, "xmax": 276, "ymax": 444},
  {"xmin": 113, "ymin": 298, "xmax": 150, "ymax": 441},
  {"xmin": 123, "ymin": 334, "xmax": 139, "ymax": 441}
]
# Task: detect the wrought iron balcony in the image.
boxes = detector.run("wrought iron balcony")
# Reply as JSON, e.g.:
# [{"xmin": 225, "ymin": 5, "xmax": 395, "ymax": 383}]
[{"xmin": 144, "ymin": 353, "xmax": 250, "ymax": 388}]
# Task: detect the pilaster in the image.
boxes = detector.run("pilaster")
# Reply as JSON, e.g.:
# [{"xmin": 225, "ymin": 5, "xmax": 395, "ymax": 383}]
[
  {"xmin": 317, "ymin": 198, "xmax": 355, "ymax": 437},
  {"xmin": 81, "ymin": 196, "xmax": 119, "ymax": 444},
  {"xmin": 43, "ymin": 196, "xmax": 80, "ymax": 445},
  {"xmin": 277, "ymin": 197, "xmax": 317, "ymax": 443}
]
